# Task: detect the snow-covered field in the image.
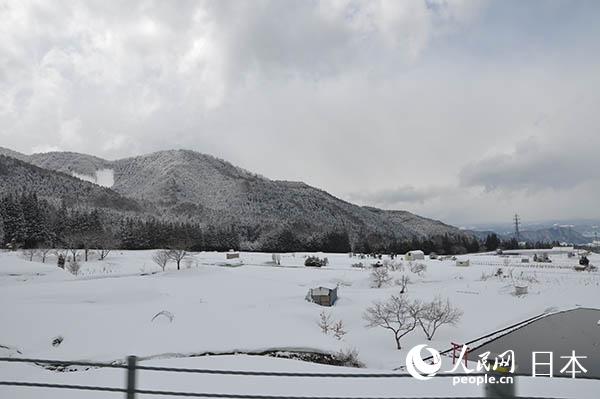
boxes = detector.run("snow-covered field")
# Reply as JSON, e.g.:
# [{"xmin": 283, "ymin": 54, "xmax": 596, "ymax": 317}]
[{"xmin": 1, "ymin": 250, "xmax": 599, "ymax": 398}]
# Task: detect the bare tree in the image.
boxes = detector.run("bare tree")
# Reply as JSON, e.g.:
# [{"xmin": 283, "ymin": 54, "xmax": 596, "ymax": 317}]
[
  {"xmin": 96, "ymin": 231, "xmax": 118, "ymax": 261},
  {"xmin": 363, "ymin": 294, "xmax": 421, "ymax": 350},
  {"xmin": 40, "ymin": 248, "xmax": 53, "ymax": 263},
  {"xmin": 371, "ymin": 267, "xmax": 392, "ymax": 288},
  {"xmin": 167, "ymin": 249, "xmax": 188, "ymax": 270},
  {"xmin": 395, "ymin": 275, "xmax": 410, "ymax": 294},
  {"xmin": 68, "ymin": 248, "xmax": 80, "ymax": 263},
  {"xmin": 98, "ymin": 248, "xmax": 111, "ymax": 261},
  {"xmin": 152, "ymin": 250, "xmax": 170, "ymax": 271},
  {"xmin": 417, "ymin": 296, "xmax": 463, "ymax": 341},
  {"xmin": 332, "ymin": 320, "xmax": 347, "ymax": 340},
  {"xmin": 22, "ymin": 248, "xmax": 38, "ymax": 262},
  {"xmin": 318, "ymin": 310, "xmax": 332, "ymax": 334}
]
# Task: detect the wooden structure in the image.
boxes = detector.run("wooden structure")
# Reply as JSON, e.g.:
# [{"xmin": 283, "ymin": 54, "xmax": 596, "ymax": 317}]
[
  {"xmin": 306, "ymin": 286, "xmax": 338, "ymax": 307},
  {"xmin": 514, "ymin": 285, "xmax": 528, "ymax": 296}
]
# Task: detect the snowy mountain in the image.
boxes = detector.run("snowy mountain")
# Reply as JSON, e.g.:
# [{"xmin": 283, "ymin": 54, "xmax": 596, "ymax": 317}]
[
  {"xmin": 468, "ymin": 225, "xmax": 589, "ymax": 245},
  {"xmin": 512, "ymin": 227, "xmax": 589, "ymax": 245},
  {"xmin": 0, "ymin": 147, "xmax": 469, "ymax": 250},
  {"xmin": 0, "ymin": 154, "xmax": 140, "ymax": 212}
]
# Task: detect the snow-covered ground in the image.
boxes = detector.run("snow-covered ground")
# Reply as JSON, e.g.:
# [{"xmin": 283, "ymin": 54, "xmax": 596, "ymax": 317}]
[{"xmin": 1, "ymin": 250, "xmax": 598, "ymax": 398}]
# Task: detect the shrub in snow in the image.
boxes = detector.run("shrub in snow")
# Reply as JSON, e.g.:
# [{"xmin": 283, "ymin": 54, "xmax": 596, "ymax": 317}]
[
  {"xmin": 318, "ymin": 310, "xmax": 332, "ymax": 334},
  {"xmin": 351, "ymin": 262, "xmax": 364, "ymax": 268},
  {"xmin": 363, "ymin": 294, "xmax": 421, "ymax": 350},
  {"xmin": 318, "ymin": 311, "xmax": 347, "ymax": 340},
  {"xmin": 272, "ymin": 253, "xmax": 281, "ymax": 265},
  {"xmin": 67, "ymin": 259, "xmax": 80, "ymax": 276},
  {"xmin": 409, "ymin": 262, "xmax": 427, "ymax": 276},
  {"xmin": 385, "ymin": 259, "xmax": 403, "ymax": 271},
  {"xmin": 335, "ymin": 347, "xmax": 363, "ymax": 368},
  {"xmin": 332, "ymin": 320, "xmax": 347, "ymax": 340},
  {"xmin": 305, "ymin": 256, "xmax": 326, "ymax": 267},
  {"xmin": 371, "ymin": 267, "xmax": 392, "ymax": 288},
  {"xmin": 417, "ymin": 296, "xmax": 462, "ymax": 341},
  {"xmin": 51, "ymin": 336, "xmax": 63, "ymax": 347}
]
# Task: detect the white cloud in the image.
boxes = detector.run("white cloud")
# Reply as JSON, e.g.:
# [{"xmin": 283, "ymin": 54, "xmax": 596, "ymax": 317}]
[{"xmin": 1, "ymin": 0, "xmax": 600, "ymax": 224}]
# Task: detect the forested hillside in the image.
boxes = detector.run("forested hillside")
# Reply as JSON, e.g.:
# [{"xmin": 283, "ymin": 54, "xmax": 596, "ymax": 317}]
[{"xmin": 0, "ymin": 148, "xmax": 481, "ymax": 253}]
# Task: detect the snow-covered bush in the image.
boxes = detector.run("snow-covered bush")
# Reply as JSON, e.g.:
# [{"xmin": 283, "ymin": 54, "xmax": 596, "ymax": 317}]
[
  {"xmin": 335, "ymin": 347, "xmax": 363, "ymax": 368},
  {"xmin": 271, "ymin": 253, "xmax": 281, "ymax": 265},
  {"xmin": 409, "ymin": 262, "xmax": 427, "ymax": 276},
  {"xmin": 335, "ymin": 348, "xmax": 364, "ymax": 368},
  {"xmin": 305, "ymin": 256, "xmax": 326, "ymax": 267},
  {"xmin": 385, "ymin": 259, "xmax": 403, "ymax": 271},
  {"xmin": 351, "ymin": 262, "xmax": 364, "ymax": 269},
  {"xmin": 67, "ymin": 259, "xmax": 80, "ymax": 276}
]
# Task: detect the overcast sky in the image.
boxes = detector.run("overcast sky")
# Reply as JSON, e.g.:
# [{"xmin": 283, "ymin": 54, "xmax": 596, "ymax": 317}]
[{"xmin": 1, "ymin": 0, "xmax": 600, "ymax": 226}]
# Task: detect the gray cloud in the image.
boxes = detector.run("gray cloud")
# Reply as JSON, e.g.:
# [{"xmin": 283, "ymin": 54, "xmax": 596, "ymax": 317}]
[
  {"xmin": 1, "ymin": 0, "xmax": 600, "ymax": 224},
  {"xmin": 459, "ymin": 105, "xmax": 600, "ymax": 192},
  {"xmin": 349, "ymin": 185, "xmax": 456, "ymax": 206}
]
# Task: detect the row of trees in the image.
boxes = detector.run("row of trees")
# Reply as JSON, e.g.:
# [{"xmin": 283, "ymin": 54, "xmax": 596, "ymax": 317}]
[
  {"xmin": 0, "ymin": 193, "xmax": 565, "ymax": 255},
  {"xmin": 0, "ymin": 193, "xmax": 239, "ymax": 253},
  {"xmin": 352, "ymin": 233, "xmax": 482, "ymax": 255},
  {"xmin": 483, "ymin": 233, "xmax": 561, "ymax": 251}
]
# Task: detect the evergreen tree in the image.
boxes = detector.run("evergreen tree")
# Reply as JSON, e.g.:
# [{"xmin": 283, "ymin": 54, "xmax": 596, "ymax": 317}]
[{"xmin": 484, "ymin": 233, "xmax": 500, "ymax": 251}]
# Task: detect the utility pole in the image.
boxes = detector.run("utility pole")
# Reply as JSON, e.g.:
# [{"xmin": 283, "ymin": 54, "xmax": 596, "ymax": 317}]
[{"xmin": 514, "ymin": 214, "xmax": 521, "ymax": 242}]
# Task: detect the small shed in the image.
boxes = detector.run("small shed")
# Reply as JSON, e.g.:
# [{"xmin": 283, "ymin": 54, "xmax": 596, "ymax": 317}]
[
  {"xmin": 514, "ymin": 285, "xmax": 528, "ymax": 296},
  {"xmin": 405, "ymin": 250, "xmax": 425, "ymax": 261},
  {"xmin": 226, "ymin": 251, "xmax": 240, "ymax": 260},
  {"xmin": 456, "ymin": 259, "xmax": 470, "ymax": 267},
  {"xmin": 306, "ymin": 286, "xmax": 338, "ymax": 307}
]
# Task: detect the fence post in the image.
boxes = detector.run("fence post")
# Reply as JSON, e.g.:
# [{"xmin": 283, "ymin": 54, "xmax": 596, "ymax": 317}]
[{"xmin": 126, "ymin": 355, "xmax": 137, "ymax": 399}]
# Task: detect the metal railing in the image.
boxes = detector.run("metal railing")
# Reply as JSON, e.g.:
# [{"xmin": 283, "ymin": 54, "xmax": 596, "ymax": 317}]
[{"xmin": 0, "ymin": 356, "xmax": 579, "ymax": 398}]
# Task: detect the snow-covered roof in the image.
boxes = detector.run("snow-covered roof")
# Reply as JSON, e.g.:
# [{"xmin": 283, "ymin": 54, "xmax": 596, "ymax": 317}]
[
  {"xmin": 407, "ymin": 250, "xmax": 424, "ymax": 255},
  {"xmin": 310, "ymin": 286, "xmax": 336, "ymax": 295}
]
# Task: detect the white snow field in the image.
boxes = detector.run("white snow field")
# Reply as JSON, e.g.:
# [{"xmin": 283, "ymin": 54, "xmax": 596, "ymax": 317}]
[
  {"xmin": 1, "ymin": 250, "xmax": 599, "ymax": 398},
  {"xmin": 72, "ymin": 168, "xmax": 115, "ymax": 188}
]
